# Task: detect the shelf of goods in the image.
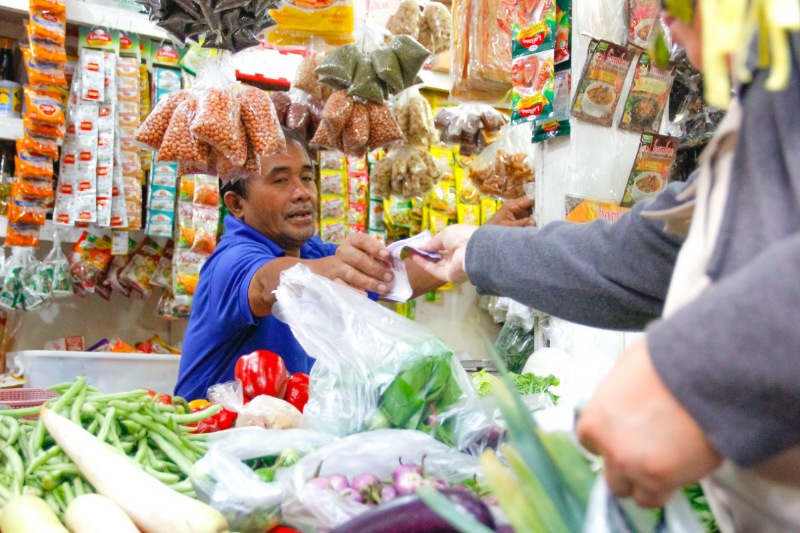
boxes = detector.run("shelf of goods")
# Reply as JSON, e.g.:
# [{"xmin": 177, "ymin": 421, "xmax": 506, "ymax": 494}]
[{"xmin": 0, "ymin": 0, "xmax": 168, "ymax": 39}]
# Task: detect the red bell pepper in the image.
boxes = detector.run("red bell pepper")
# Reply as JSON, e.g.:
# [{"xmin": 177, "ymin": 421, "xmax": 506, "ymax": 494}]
[
  {"xmin": 146, "ymin": 390, "xmax": 173, "ymax": 405},
  {"xmin": 283, "ymin": 373, "xmax": 309, "ymax": 413},
  {"xmin": 235, "ymin": 350, "xmax": 290, "ymax": 400},
  {"xmin": 192, "ymin": 407, "xmax": 239, "ymax": 434},
  {"xmin": 268, "ymin": 527, "xmax": 301, "ymax": 533}
]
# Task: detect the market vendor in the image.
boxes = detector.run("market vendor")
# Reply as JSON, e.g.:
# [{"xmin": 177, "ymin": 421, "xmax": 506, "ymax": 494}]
[
  {"xmin": 410, "ymin": 7, "xmax": 800, "ymax": 532},
  {"xmin": 175, "ymin": 127, "xmax": 534, "ymax": 402}
]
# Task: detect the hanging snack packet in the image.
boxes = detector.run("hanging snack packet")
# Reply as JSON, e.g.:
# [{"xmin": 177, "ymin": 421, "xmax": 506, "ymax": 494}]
[
  {"xmin": 620, "ymin": 133, "xmax": 678, "ymax": 207},
  {"xmin": 28, "ymin": 34, "xmax": 67, "ymax": 64},
  {"xmin": 24, "ymin": 87, "xmax": 65, "ymax": 127},
  {"xmin": 348, "ymin": 55, "xmax": 385, "ymax": 103},
  {"xmin": 68, "ymin": 232, "xmax": 113, "ymax": 293},
  {"xmin": 78, "ymin": 49, "xmax": 105, "ymax": 102},
  {"xmin": 511, "ymin": 49, "xmax": 555, "ymax": 124},
  {"xmin": 30, "ymin": 0, "xmax": 65, "ymax": 13},
  {"xmin": 315, "ymin": 43, "xmax": 360, "ymax": 90},
  {"xmin": 342, "ymin": 101, "xmax": 370, "ymax": 157},
  {"xmin": 371, "ymin": 47, "xmax": 405, "ymax": 95},
  {"xmin": 21, "ymin": 47, "xmax": 68, "ymax": 89},
  {"xmin": 150, "ymin": 240, "xmax": 174, "ymax": 290},
  {"xmin": 29, "ymin": 8, "xmax": 66, "ymax": 46},
  {"xmin": 191, "ymin": 88, "xmax": 241, "ymax": 163},
  {"xmin": 135, "ymin": 90, "xmax": 191, "ymax": 150},
  {"xmin": 23, "ymin": 115, "xmax": 64, "ymax": 140},
  {"xmin": 533, "ymin": 69, "xmax": 571, "ymax": 142},
  {"xmin": 4, "ymin": 224, "xmax": 41, "ymax": 248},
  {"xmin": 15, "ymin": 150, "xmax": 54, "ymax": 179},
  {"xmin": 46, "ymin": 232, "xmax": 72, "ymax": 296},
  {"xmin": 237, "ymin": 85, "xmax": 286, "ymax": 158},
  {"xmin": 366, "ymin": 101, "xmax": 405, "ymax": 149},
  {"xmin": 157, "ymin": 97, "xmax": 209, "ymax": 167},
  {"xmin": 14, "ymin": 176, "xmax": 54, "ymax": 201},
  {"xmin": 389, "ymin": 35, "xmax": 430, "ymax": 89},
  {"xmin": 570, "ymin": 40, "xmax": 634, "ymax": 127},
  {"xmin": 618, "ymin": 53, "xmax": 675, "ymax": 133},
  {"xmin": 119, "ymin": 237, "xmax": 163, "ymax": 296},
  {"xmin": 17, "ymin": 134, "xmax": 59, "ymax": 160},
  {"xmin": 628, "ymin": 0, "xmax": 660, "ymax": 49},
  {"xmin": 173, "ymin": 251, "xmax": 203, "ymax": 296},
  {"xmin": 469, "ymin": 124, "xmax": 536, "ymax": 199}
]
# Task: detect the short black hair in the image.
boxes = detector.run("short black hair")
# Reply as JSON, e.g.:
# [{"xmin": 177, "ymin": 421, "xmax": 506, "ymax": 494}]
[{"xmin": 219, "ymin": 126, "xmax": 311, "ymax": 199}]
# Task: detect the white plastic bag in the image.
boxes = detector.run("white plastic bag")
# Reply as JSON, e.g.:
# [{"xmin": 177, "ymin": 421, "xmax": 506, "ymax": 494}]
[
  {"xmin": 280, "ymin": 429, "xmax": 483, "ymax": 532},
  {"xmin": 273, "ymin": 264, "xmax": 493, "ymax": 453},
  {"xmin": 190, "ymin": 427, "xmax": 337, "ymax": 533}
]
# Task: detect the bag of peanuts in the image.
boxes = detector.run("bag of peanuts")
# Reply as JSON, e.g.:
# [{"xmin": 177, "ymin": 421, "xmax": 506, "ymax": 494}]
[
  {"xmin": 468, "ymin": 123, "xmax": 536, "ymax": 199},
  {"xmin": 190, "ymin": 56, "xmax": 243, "ymax": 167}
]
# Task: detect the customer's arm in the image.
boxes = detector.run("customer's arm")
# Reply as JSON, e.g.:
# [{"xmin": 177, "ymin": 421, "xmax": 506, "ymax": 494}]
[{"xmin": 463, "ymin": 182, "xmax": 687, "ymax": 330}]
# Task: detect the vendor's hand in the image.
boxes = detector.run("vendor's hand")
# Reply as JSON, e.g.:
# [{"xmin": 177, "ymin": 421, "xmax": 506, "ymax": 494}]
[
  {"xmin": 486, "ymin": 196, "xmax": 536, "ymax": 227},
  {"xmin": 328, "ymin": 232, "xmax": 393, "ymax": 294},
  {"xmin": 576, "ymin": 338, "xmax": 722, "ymax": 508},
  {"xmin": 408, "ymin": 224, "xmax": 478, "ymax": 284}
]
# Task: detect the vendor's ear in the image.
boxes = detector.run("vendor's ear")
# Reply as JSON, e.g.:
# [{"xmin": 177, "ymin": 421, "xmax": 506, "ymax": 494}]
[{"xmin": 224, "ymin": 191, "xmax": 246, "ymax": 219}]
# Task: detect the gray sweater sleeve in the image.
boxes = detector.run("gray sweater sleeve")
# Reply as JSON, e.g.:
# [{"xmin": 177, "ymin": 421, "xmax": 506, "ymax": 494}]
[
  {"xmin": 464, "ymin": 184, "xmax": 686, "ymax": 330},
  {"xmin": 647, "ymin": 233, "xmax": 800, "ymax": 467}
]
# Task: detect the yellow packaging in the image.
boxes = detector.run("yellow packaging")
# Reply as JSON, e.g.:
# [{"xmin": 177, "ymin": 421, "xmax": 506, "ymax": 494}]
[
  {"xmin": 384, "ymin": 197, "xmax": 413, "ymax": 230},
  {"xmin": 457, "ymin": 203, "xmax": 480, "ymax": 225},
  {"xmin": 269, "ymin": 0, "xmax": 354, "ymax": 37},
  {"xmin": 428, "ymin": 209, "xmax": 450, "ymax": 234},
  {"xmin": 454, "ymin": 166, "xmax": 479, "ymax": 205},
  {"xmin": 428, "ymin": 179, "xmax": 456, "ymax": 219},
  {"xmin": 320, "ymin": 218, "xmax": 346, "ymax": 244},
  {"xmin": 480, "ymin": 197, "xmax": 499, "ymax": 224},
  {"xmin": 320, "ymin": 169, "xmax": 346, "ymax": 195},
  {"xmin": 320, "ymin": 194, "xmax": 345, "ymax": 219}
]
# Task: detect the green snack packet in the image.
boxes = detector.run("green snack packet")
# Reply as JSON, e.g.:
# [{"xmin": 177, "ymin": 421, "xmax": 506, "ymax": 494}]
[
  {"xmin": 349, "ymin": 55, "xmax": 386, "ymax": 103},
  {"xmin": 389, "ymin": 35, "xmax": 431, "ymax": 88},
  {"xmin": 371, "ymin": 46, "xmax": 405, "ymax": 94},
  {"xmin": 315, "ymin": 43, "xmax": 360, "ymax": 89}
]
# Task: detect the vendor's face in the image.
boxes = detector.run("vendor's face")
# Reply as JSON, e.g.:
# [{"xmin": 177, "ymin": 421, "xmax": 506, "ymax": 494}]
[{"xmin": 227, "ymin": 140, "xmax": 317, "ymax": 256}]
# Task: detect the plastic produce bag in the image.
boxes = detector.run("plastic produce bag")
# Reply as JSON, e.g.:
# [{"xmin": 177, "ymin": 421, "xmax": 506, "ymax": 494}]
[
  {"xmin": 584, "ymin": 478, "xmax": 704, "ymax": 533},
  {"xmin": 392, "ymin": 87, "xmax": 438, "ymax": 146},
  {"xmin": 280, "ymin": 429, "xmax": 484, "ymax": 532},
  {"xmin": 190, "ymin": 427, "xmax": 337, "ymax": 533},
  {"xmin": 190, "ymin": 53, "xmax": 242, "ymax": 163},
  {"xmin": 469, "ymin": 123, "xmax": 535, "ymax": 199},
  {"xmin": 273, "ymin": 264, "xmax": 493, "ymax": 453},
  {"xmin": 494, "ymin": 321, "xmax": 536, "ymax": 374},
  {"xmin": 237, "ymin": 85, "xmax": 287, "ymax": 158}
]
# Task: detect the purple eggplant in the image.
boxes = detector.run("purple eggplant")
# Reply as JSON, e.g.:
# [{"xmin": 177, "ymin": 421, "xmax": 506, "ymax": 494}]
[
  {"xmin": 379, "ymin": 485, "xmax": 397, "ymax": 504},
  {"xmin": 342, "ymin": 487, "xmax": 365, "ymax": 503},
  {"xmin": 352, "ymin": 472, "xmax": 383, "ymax": 504},
  {"xmin": 328, "ymin": 488, "xmax": 496, "ymax": 533},
  {"xmin": 327, "ymin": 474, "xmax": 351, "ymax": 492},
  {"xmin": 307, "ymin": 477, "xmax": 331, "ymax": 491},
  {"xmin": 393, "ymin": 463, "xmax": 425, "ymax": 496}
]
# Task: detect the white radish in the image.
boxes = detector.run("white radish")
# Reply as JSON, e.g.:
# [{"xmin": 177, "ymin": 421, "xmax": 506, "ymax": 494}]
[
  {"xmin": 0, "ymin": 495, "xmax": 70, "ymax": 533},
  {"xmin": 65, "ymin": 494, "xmax": 139, "ymax": 533},
  {"xmin": 40, "ymin": 406, "xmax": 228, "ymax": 533}
]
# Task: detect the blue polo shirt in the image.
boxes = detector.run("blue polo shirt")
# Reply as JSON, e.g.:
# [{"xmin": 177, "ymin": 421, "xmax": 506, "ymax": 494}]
[{"xmin": 174, "ymin": 215, "xmax": 339, "ymax": 400}]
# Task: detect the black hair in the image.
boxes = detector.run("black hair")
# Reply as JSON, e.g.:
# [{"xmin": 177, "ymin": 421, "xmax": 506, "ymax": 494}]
[{"xmin": 219, "ymin": 126, "xmax": 311, "ymax": 199}]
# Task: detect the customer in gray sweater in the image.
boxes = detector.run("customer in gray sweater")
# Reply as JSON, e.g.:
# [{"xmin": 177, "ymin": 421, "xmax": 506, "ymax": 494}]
[{"xmin": 413, "ymin": 14, "xmax": 800, "ymax": 527}]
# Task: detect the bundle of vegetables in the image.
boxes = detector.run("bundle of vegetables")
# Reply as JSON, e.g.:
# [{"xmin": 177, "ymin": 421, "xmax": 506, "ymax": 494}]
[
  {"xmin": 364, "ymin": 351, "xmax": 477, "ymax": 449},
  {"xmin": 0, "ymin": 377, "xmax": 219, "ymax": 521},
  {"xmin": 471, "ymin": 369, "xmax": 560, "ymax": 405}
]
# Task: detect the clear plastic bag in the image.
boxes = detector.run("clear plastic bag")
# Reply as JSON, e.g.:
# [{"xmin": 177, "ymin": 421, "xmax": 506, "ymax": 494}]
[
  {"xmin": 469, "ymin": 123, "xmax": 536, "ymax": 199},
  {"xmin": 237, "ymin": 85, "xmax": 287, "ymax": 158},
  {"xmin": 157, "ymin": 97, "xmax": 210, "ymax": 167},
  {"xmin": 392, "ymin": 87, "xmax": 438, "ymax": 147},
  {"xmin": 135, "ymin": 90, "xmax": 191, "ymax": 150},
  {"xmin": 341, "ymin": 101, "xmax": 370, "ymax": 157},
  {"xmin": 371, "ymin": 145, "xmax": 443, "ymax": 199},
  {"xmin": 189, "ymin": 53, "xmax": 242, "ymax": 162},
  {"xmin": 584, "ymin": 478, "xmax": 704, "ymax": 533},
  {"xmin": 273, "ymin": 264, "xmax": 493, "ymax": 454},
  {"xmin": 494, "ymin": 321, "xmax": 536, "ymax": 374},
  {"xmin": 280, "ymin": 430, "xmax": 484, "ymax": 532},
  {"xmin": 190, "ymin": 428, "xmax": 337, "ymax": 533},
  {"xmin": 366, "ymin": 101, "xmax": 405, "ymax": 149},
  {"xmin": 386, "ymin": 0, "xmax": 421, "ymax": 39}
]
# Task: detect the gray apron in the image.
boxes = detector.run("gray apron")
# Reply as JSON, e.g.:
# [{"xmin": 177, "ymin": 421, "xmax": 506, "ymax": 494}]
[{"xmin": 643, "ymin": 100, "xmax": 800, "ymax": 532}]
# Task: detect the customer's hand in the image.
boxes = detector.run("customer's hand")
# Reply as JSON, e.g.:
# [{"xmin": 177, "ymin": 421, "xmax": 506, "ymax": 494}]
[
  {"xmin": 486, "ymin": 195, "xmax": 536, "ymax": 227},
  {"xmin": 577, "ymin": 338, "xmax": 722, "ymax": 508},
  {"xmin": 328, "ymin": 232, "xmax": 393, "ymax": 294},
  {"xmin": 409, "ymin": 224, "xmax": 478, "ymax": 284}
]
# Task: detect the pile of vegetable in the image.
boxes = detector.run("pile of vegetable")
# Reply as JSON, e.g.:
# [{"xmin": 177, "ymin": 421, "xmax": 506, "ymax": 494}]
[
  {"xmin": 471, "ymin": 369, "xmax": 560, "ymax": 405},
  {"xmin": 0, "ymin": 378, "xmax": 218, "ymax": 520}
]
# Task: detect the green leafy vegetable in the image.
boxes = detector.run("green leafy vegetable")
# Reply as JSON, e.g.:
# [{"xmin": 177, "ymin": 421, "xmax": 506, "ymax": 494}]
[{"xmin": 471, "ymin": 369, "xmax": 560, "ymax": 404}]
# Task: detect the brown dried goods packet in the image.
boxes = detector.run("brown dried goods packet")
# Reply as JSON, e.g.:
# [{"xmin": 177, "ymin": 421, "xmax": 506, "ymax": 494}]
[
  {"xmin": 367, "ymin": 101, "xmax": 405, "ymax": 149},
  {"xmin": 342, "ymin": 102, "xmax": 370, "ymax": 157},
  {"xmin": 238, "ymin": 86, "xmax": 287, "ymax": 157},
  {"xmin": 191, "ymin": 87, "xmax": 241, "ymax": 159},
  {"xmin": 136, "ymin": 91, "xmax": 192, "ymax": 150},
  {"xmin": 157, "ymin": 98, "xmax": 210, "ymax": 166}
]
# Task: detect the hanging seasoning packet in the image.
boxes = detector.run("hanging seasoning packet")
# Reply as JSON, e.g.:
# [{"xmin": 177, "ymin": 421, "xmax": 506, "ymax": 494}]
[
  {"xmin": 532, "ymin": 68, "xmax": 571, "ymax": 142},
  {"xmin": 554, "ymin": 0, "xmax": 570, "ymax": 64},
  {"xmin": 511, "ymin": 0, "xmax": 557, "ymax": 56},
  {"xmin": 570, "ymin": 40, "xmax": 634, "ymax": 127},
  {"xmin": 627, "ymin": 0, "xmax": 660, "ymax": 49},
  {"xmin": 620, "ymin": 133, "xmax": 678, "ymax": 207},
  {"xmin": 510, "ymin": 50, "xmax": 555, "ymax": 124},
  {"xmin": 618, "ymin": 52, "xmax": 675, "ymax": 133}
]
